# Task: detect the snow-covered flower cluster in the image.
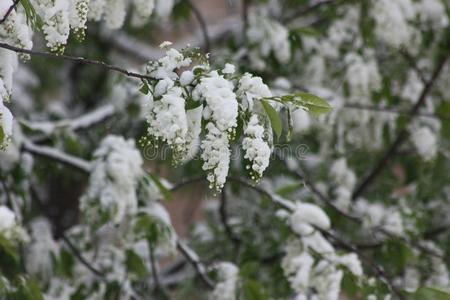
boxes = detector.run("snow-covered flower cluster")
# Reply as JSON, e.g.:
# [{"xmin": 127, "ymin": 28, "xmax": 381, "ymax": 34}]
[
  {"xmin": 80, "ymin": 135, "xmax": 143, "ymax": 224},
  {"xmin": 354, "ymin": 199, "xmax": 405, "ymax": 236},
  {"xmin": 89, "ymin": 0, "xmax": 174, "ymax": 29},
  {"xmin": 345, "ymin": 51, "xmax": 381, "ymax": 101},
  {"xmin": 211, "ymin": 262, "xmax": 240, "ymax": 300},
  {"xmin": 69, "ymin": 0, "xmax": 89, "ymax": 40},
  {"xmin": 280, "ymin": 202, "xmax": 363, "ymax": 300},
  {"xmin": 25, "ymin": 218, "xmax": 59, "ymax": 280},
  {"xmin": 0, "ymin": 1, "xmax": 33, "ymax": 148},
  {"xmin": 32, "ymin": 0, "xmax": 71, "ymax": 52},
  {"xmin": 247, "ymin": 13, "xmax": 291, "ymax": 70},
  {"xmin": 410, "ymin": 126, "xmax": 438, "ymax": 161},
  {"xmin": 142, "ymin": 46, "xmax": 283, "ymax": 191},
  {"xmin": 0, "ymin": 205, "xmax": 28, "ymax": 242},
  {"xmin": 372, "ymin": 0, "xmax": 417, "ymax": 49},
  {"xmin": 242, "ymin": 115, "xmax": 271, "ymax": 181}
]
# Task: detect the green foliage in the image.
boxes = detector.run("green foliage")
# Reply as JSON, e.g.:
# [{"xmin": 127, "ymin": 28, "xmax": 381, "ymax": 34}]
[
  {"xmin": 411, "ymin": 286, "xmax": 450, "ymax": 300},
  {"xmin": 125, "ymin": 249, "xmax": 148, "ymax": 278},
  {"xmin": 261, "ymin": 99, "xmax": 282, "ymax": 139},
  {"xmin": 282, "ymin": 92, "xmax": 333, "ymax": 117}
]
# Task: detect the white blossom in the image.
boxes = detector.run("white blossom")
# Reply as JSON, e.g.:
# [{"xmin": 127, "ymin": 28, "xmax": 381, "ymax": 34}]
[
  {"xmin": 222, "ymin": 63, "xmax": 235, "ymax": 74},
  {"xmin": 195, "ymin": 71, "xmax": 238, "ymax": 132},
  {"xmin": 411, "ymin": 126, "xmax": 437, "ymax": 161},
  {"xmin": 80, "ymin": 135, "xmax": 143, "ymax": 224},
  {"xmin": 69, "ymin": 0, "xmax": 89, "ymax": 39},
  {"xmin": 131, "ymin": 0, "xmax": 155, "ymax": 27},
  {"xmin": 87, "ymin": 0, "xmax": 106, "ymax": 21},
  {"xmin": 242, "ymin": 115, "xmax": 271, "ymax": 181},
  {"xmin": 201, "ymin": 122, "xmax": 231, "ymax": 191},
  {"xmin": 247, "ymin": 13, "xmax": 291, "ymax": 68},
  {"xmin": 33, "ymin": 0, "xmax": 71, "ymax": 52},
  {"xmin": 372, "ymin": 0, "xmax": 417, "ymax": 48},
  {"xmin": 25, "ymin": 218, "xmax": 59, "ymax": 279},
  {"xmin": 237, "ymin": 73, "xmax": 271, "ymax": 111},
  {"xmin": 330, "ymin": 158, "xmax": 356, "ymax": 191},
  {"xmin": 146, "ymin": 87, "xmax": 189, "ymax": 162},
  {"xmin": 103, "ymin": 0, "xmax": 127, "ymax": 30},
  {"xmin": 211, "ymin": 262, "xmax": 239, "ymax": 300}
]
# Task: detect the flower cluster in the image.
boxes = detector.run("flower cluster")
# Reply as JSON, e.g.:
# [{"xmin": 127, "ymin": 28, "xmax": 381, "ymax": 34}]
[
  {"xmin": 242, "ymin": 115, "xmax": 271, "ymax": 181},
  {"xmin": 33, "ymin": 0, "xmax": 71, "ymax": 52},
  {"xmin": 0, "ymin": 205, "xmax": 28, "ymax": 242},
  {"xmin": 211, "ymin": 262, "xmax": 240, "ymax": 300},
  {"xmin": 80, "ymin": 135, "xmax": 143, "ymax": 224},
  {"xmin": 141, "ymin": 45, "xmax": 279, "ymax": 191},
  {"xmin": 410, "ymin": 126, "xmax": 438, "ymax": 161},
  {"xmin": 280, "ymin": 202, "xmax": 363, "ymax": 300},
  {"xmin": 0, "ymin": 1, "xmax": 33, "ymax": 147},
  {"xmin": 247, "ymin": 13, "xmax": 291, "ymax": 70},
  {"xmin": 69, "ymin": 0, "xmax": 89, "ymax": 40},
  {"xmin": 88, "ymin": 0, "xmax": 174, "ymax": 29}
]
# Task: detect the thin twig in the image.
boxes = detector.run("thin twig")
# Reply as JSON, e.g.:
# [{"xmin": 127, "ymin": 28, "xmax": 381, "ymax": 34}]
[
  {"xmin": 21, "ymin": 104, "xmax": 116, "ymax": 135},
  {"xmin": 275, "ymin": 153, "xmax": 361, "ymax": 223},
  {"xmin": 343, "ymin": 103, "xmax": 450, "ymax": 122},
  {"xmin": 0, "ymin": 0, "xmax": 20, "ymax": 24},
  {"xmin": 149, "ymin": 244, "xmax": 169, "ymax": 298},
  {"xmin": 219, "ymin": 186, "xmax": 241, "ymax": 251},
  {"xmin": 176, "ymin": 240, "xmax": 214, "ymax": 288},
  {"xmin": 22, "ymin": 140, "xmax": 92, "ymax": 172},
  {"xmin": 170, "ymin": 176, "xmax": 205, "ymax": 192},
  {"xmin": 400, "ymin": 50, "xmax": 428, "ymax": 84},
  {"xmin": 352, "ymin": 46, "xmax": 450, "ymax": 200},
  {"xmin": 187, "ymin": 0, "xmax": 210, "ymax": 53},
  {"xmin": 242, "ymin": 0, "xmax": 250, "ymax": 38},
  {"xmin": 0, "ymin": 42, "xmax": 153, "ymax": 81},
  {"xmin": 283, "ymin": 0, "xmax": 340, "ymax": 23},
  {"xmin": 61, "ymin": 234, "xmax": 105, "ymax": 279}
]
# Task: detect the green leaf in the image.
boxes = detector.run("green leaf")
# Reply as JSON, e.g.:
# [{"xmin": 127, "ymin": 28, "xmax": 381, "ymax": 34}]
[
  {"xmin": 275, "ymin": 182, "xmax": 303, "ymax": 197},
  {"xmin": 172, "ymin": 0, "xmax": 192, "ymax": 20},
  {"xmin": 0, "ymin": 127, "xmax": 4, "ymax": 146},
  {"xmin": 242, "ymin": 279, "xmax": 269, "ymax": 300},
  {"xmin": 0, "ymin": 234, "xmax": 19, "ymax": 264},
  {"xmin": 149, "ymin": 174, "xmax": 172, "ymax": 201},
  {"xmin": 412, "ymin": 286, "xmax": 450, "ymax": 300},
  {"xmin": 291, "ymin": 27, "xmax": 320, "ymax": 36},
  {"xmin": 139, "ymin": 82, "xmax": 150, "ymax": 95},
  {"xmin": 290, "ymin": 92, "xmax": 332, "ymax": 116},
  {"xmin": 20, "ymin": 0, "xmax": 42, "ymax": 30},
  {"xmin": 185, "ymin": 96, "xmax": 202, "ymax": 110},
  {"xmin": 239, "ymin": 261, "xmax": 260, "ymax": 278},
  {"xmin": 286, "ymin": 107, "xmax": 294, "ymax": 142},
  {"xmin": 261, "ymin": 100, "xmax": 282, "ymax": 139},
  {"xmin": 125, "ymin": 250, "xmax": 147, "ymax": 278}
]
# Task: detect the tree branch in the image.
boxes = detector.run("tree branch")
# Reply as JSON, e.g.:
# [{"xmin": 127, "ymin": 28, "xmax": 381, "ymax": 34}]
[
  {"xmin": 343, "ymin": 103, "xmax": 450, "ymax": 122},
  {"xmin": 352, "ymin": 46, "xmax": 450, "ymax": 200},
  {"xmin": 187, "ymin": 0, "xmax": 210, "ymax": 53},
  {"xmin": 149, "ymin": 244, "xmax": 169, "ymax": 298},
  {"xmin": 0, "ymin": 42, "xmax": 153, "ymax": 81},
  {"xmin": 61, "ymin": 234, "xmax": 106, "ymax": 279},
  {"xmin": 176, "ymin": 240, "xmax": 214, "ymax": 288},
  {"xmin": 219, "ymin": 186, "xmax": 241, "ymax": 252},
  {"xmin": 283, "ymin": 0, "xmax": 341, "ymax": 23},
  {"xmin": 22, "ymin": 140, "xmax": 92, "ymax": 172},
  {"xmin": 21, "ymin": 104, "xmax": 116, "ymax": 136},
  {"xmin": 0, "ymin": 0, "xmax": 20, "ymax": 24}
]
